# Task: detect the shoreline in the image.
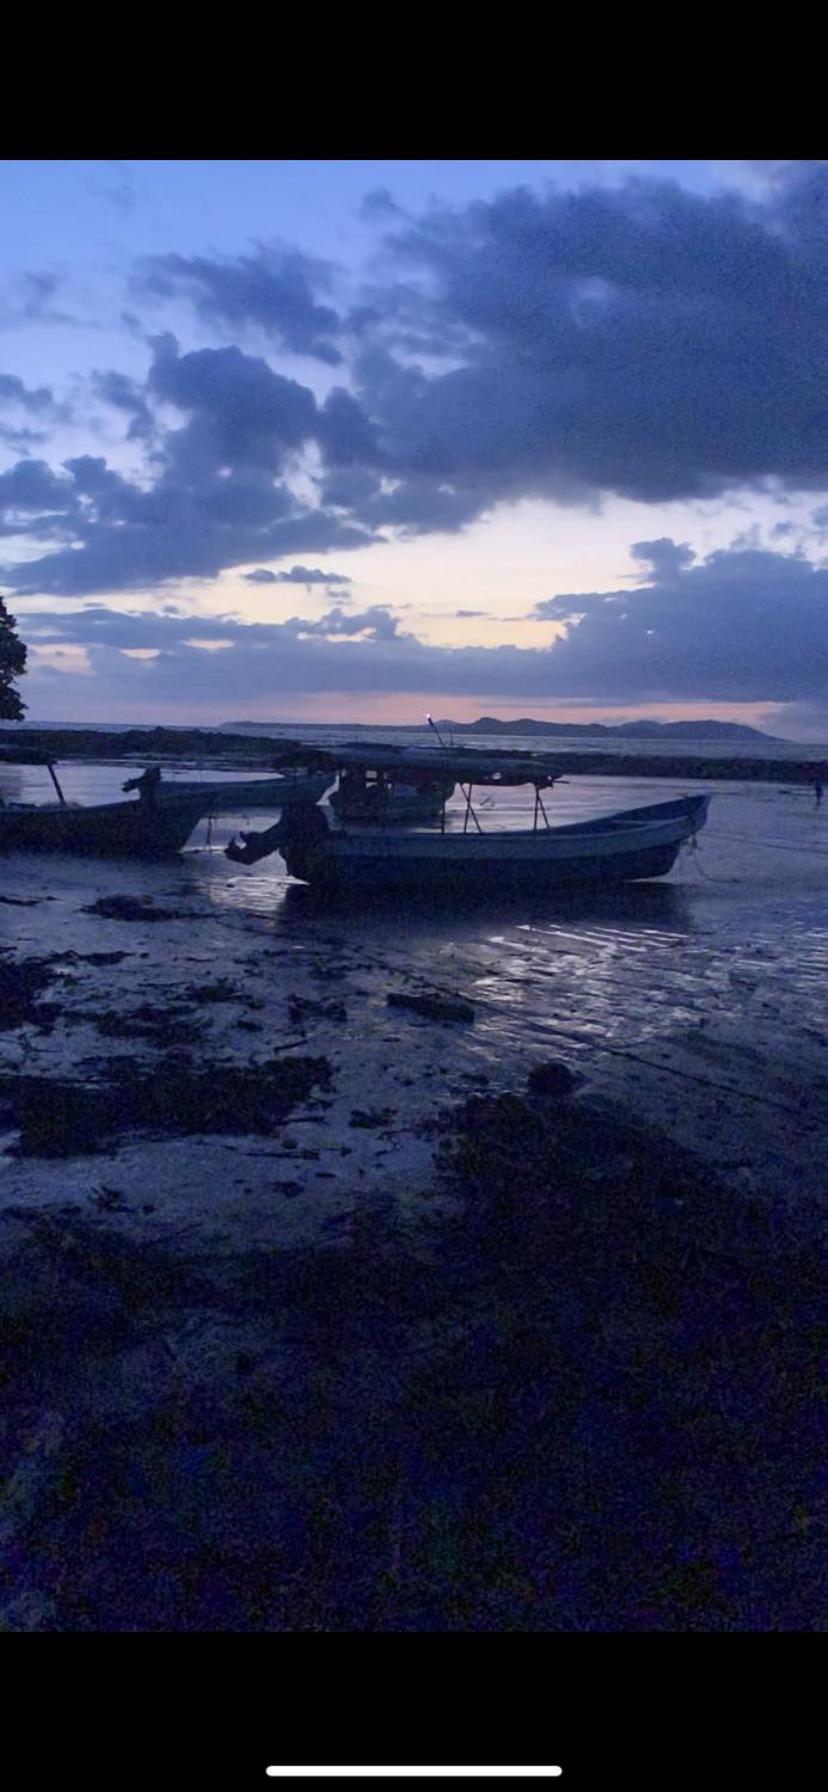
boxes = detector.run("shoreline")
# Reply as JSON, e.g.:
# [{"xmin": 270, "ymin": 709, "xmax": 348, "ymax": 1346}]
[{"xmin": 3, "ymin": 723, "xmax": 828, "ymax": 786}]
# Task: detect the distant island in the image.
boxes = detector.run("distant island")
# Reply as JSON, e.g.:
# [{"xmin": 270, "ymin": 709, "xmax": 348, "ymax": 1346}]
[
  {"xmin": 219, "ymin": 716, "xmax": 783, "ymax": 743},
  {"xmin": 434, "ymin": 717, "xmax": 784, "ymax": 742}
]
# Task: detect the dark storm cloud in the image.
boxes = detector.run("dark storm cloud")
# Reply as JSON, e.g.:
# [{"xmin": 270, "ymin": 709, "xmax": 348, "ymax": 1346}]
[
  {"xmin": 136, "ymin": 246, "xmax": 343, "ymax": 365},
  {"xmin": 147, "ymin": 333, "xmax": 319, "ymax": 472},
  {"xmin": 345, "ymin": 164, "xmax": 828, "ymax": 512},
  {"xmin": 316, "ymin": 388, "xmax": 382, "ymax": 465}
]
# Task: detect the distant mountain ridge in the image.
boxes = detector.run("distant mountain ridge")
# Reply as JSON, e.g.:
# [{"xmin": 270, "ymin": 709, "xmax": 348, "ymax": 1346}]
[
  {"xmin": 434, "ymin": 717, "xmax": 783, "ymax": 742},
  {"xmin": 9, "ymin": 716, "xmax": 784, "ymax": 744}
]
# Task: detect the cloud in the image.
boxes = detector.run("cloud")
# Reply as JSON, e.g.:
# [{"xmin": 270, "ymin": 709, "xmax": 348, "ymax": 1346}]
[
  {"xmin": 0, "ymin": 373, "xmax": 60, "ymax": 416},
  {"xmin": 3, "ymin": 504, "xmax": 373, "ymax": 596},
  {"xmin": 531, "ymin": 540, "xmax": 828, "ymax": 702},
  {"xmin": 92, "ymin": 369, "xmax": 154, "ymax": 439},
  {"xmin": 146, "ymin": 332, "xmax": 319, "ymax": 471},
  {"xmin": 316, "ymin": 387, "xmax": 382, "ymax": 465},
  {"xmin": 135, "ymin": 245, "xmax": 343, "ymax": 364},
  {"xmin": 629, "ymin": 539, "xmax": 697, "ymax": 581},
  {"xmin": 7, "ymin": 164, "xmax": 828, "ymax": 612},
  {"xmin": 344, "ymin": 164, "xmax": 828, "ymax": 515},
  {"xmin": 0, "ymin": 271, "xmax": 79, "ymax": 333},
  {"xmin": 86, "ymin": 163, "xmax": 139, "ymax": 216},
  {"xmin": 17, "ymin": 539, "xmax": 828, "ymax": 711},
  {"xmin": 243, "ymin": 565, "xmax": 353, "ymax": 587},
  {"xmin": 0, "ymin": 373, "xmax": 69, "ymax": 448},
  {"xmin": 0, "ymin": 459, "xmax": 76, "ymax": 538},
  {"xmin": 359, "ymin": 189, "xmax": 405, "ymax": 223},
  {"xmin": 301, "ymin": 605, "xmax": 401, "ymax": 639},
  {"xmin": 1, "ymin": 337, "xmax": 378, "ymax": 594}
]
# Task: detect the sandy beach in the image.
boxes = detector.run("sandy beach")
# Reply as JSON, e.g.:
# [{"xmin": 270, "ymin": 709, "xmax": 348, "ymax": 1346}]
[{"xmin": 1, "ymin": 766, "xmax": 826, "ymax": 1629}]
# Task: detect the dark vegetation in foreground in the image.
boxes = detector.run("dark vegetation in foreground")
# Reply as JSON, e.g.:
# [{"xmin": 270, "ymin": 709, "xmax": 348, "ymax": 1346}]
[{"xmin": 0, "ymin": 1077, "xmax": 822, "ymax": 1631}]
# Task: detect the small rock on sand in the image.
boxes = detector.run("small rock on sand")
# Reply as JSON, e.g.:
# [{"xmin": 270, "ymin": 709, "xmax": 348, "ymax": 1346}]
[
  {"xmin": 387, "ymin": 991, "xmax": 475, "ymax": 1024},
  {"xmin": 527, "ymin": 1060, "xmax": 579, "ymax": 1099}
]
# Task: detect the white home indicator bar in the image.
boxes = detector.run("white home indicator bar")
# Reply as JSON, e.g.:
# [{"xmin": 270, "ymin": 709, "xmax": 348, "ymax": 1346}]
[{"xmin": 266, "ymin": 1772, "xmax": 563, "ymax": 1781}]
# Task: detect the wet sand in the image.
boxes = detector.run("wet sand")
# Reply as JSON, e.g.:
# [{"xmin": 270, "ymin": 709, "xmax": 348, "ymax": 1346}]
[{"xmin": 0, "ymin": 770, "xmax": 826, "ymax": 1628}]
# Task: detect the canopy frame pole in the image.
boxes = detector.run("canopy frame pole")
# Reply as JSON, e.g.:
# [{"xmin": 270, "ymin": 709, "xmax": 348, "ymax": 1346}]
[
  {"xmin": 461, "ymin": 783, "xmax": 483, "ymax": 834},
  {"xmin": 536, "ymin": 786, "xmax": 552, "ymax": 831},
  {"xmin": 47, "ymin": 762, "xmax": 66, "ymax": 806}
]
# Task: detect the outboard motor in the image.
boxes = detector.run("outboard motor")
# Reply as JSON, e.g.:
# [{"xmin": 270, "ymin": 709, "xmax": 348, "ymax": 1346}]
[{"xmin": 225, "ymin": 800, "xmax": 327, "ymax": 870}]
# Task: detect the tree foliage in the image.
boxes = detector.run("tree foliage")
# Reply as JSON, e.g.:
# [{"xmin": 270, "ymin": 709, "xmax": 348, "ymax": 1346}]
[{"xmin": 0, "ymin": 594, "xmax": 27, "ymax": 721}]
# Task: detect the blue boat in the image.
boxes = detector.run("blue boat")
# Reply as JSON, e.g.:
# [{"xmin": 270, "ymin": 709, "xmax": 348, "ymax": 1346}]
[{"xmin": 226, "ymin": 743, "xmax": 711, "ymax": 896}]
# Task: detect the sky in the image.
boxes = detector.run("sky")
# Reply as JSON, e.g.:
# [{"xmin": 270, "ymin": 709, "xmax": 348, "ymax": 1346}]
[{"xmin": 2, "ymin": 157, "xmax": 828, "ymax": 738}]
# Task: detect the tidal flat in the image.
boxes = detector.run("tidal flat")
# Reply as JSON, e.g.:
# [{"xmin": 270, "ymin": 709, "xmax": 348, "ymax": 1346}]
[{"xmin": 0, "ymin": 768, "xmax": 826, "ymax": 1629}]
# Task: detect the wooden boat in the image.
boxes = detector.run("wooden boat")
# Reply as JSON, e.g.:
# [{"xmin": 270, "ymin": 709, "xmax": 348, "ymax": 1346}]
[
  {"xmin": 0, "ymin": 785, "xmax": 210, "ymax": 856},
  {"xmin": 158, "ymin": 770, "xmax": 333, "ymax": 809},
  {"xmin": 0, "ymin": 762, "xmax": 332, "ymax": 857},
  {"xmin": 225, "ymin": 743, "xmax": 712, "ymax": 896}
]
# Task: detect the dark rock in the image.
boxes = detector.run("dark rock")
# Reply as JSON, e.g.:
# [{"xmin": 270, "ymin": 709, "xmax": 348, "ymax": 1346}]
[
  {"xmin": 82, "ymin": 895, "xmax": 199, "ymax": 922},
  {"xmin": 0, "ymin": 1055, "xmax": 334, "ymax": 1157},
  {"xmin": 95, "ymin": 1004, "xmax": 206, "ymax": 1046},
  {"xmin": 387, "ymin": 991, "xmax": 475, "ymax": 1024},
  {"xmin": 181, "ymin": 980, "xmax": 245, "ymax": 1004},
  {"xmin": 53, "ymin": 951, "xmax": 133, "ymax": 966},
  {"xmin": 288, "ymin": 994, "xmax": 347, "ymax": 1025},
  {"xmin": 527, "ymin": 1060, "xmax": 578, "ymax": 1099},
  {"xmin": 0, "ymin": 957, "xmax": 58, "ymax": 1030},
  {"xmin": 349, "ymin": 1107, "xmax": 395, "ymax": 1129}
]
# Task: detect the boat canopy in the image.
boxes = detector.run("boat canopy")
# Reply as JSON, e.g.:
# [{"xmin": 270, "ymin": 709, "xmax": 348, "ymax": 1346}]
[{"xmin": 268, "ymin": 740, "xmax": 563, "ymax": 789}]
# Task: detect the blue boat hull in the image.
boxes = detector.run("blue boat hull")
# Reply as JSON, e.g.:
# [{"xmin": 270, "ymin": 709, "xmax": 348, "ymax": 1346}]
[
  {"xmin": 281, "ymin": 836, "xmax": 683, "ymax": 897},
  {"xmin": 278, "ymin": 795, "xmax": 710, "ymax": 897}
]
